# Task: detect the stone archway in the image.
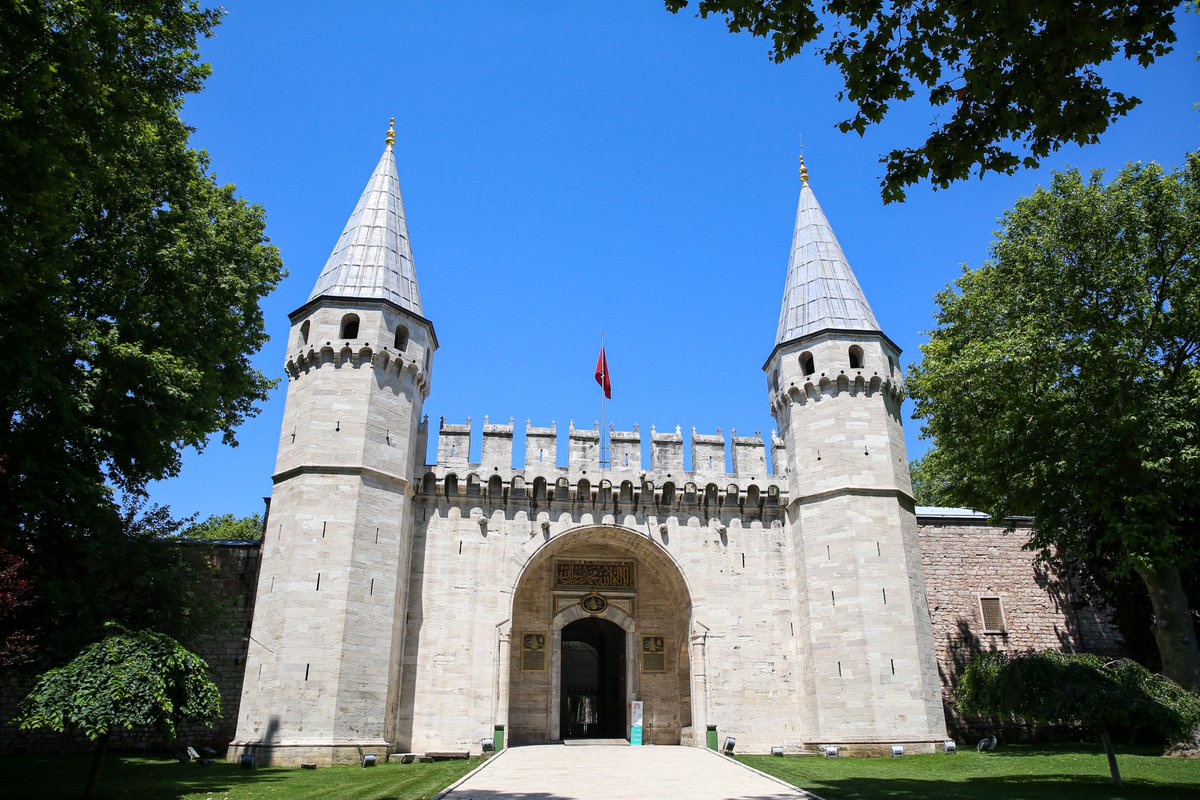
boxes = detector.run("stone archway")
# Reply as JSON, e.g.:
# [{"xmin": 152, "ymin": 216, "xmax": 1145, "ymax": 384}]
[{"xmin": 505, "ymin": 526, "xmax": 694, "ymax": 745}]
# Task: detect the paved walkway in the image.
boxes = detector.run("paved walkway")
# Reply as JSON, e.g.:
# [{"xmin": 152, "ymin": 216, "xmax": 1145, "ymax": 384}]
[{"xmin": 438, "ymin": 744, "xmax": 817, "ymax": 800}]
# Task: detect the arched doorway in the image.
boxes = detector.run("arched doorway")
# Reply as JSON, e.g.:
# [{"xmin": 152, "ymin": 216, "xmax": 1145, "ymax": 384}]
[
  {"xmin": 560, "ymin": 617, "xmax": 626, "ymax": 739},
  {"xmin": 505, "ymin": 525, "xmax": 693, "ymax": 745}
]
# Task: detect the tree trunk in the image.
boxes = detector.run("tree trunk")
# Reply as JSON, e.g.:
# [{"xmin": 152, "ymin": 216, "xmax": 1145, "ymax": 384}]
[
  {"xmin": 1099, "ymin": 729, "xmax": 1122, "ymax": 786},
  {"xmin": 83, "ymin": 730, "xmax": 110, "ymax": 800},
  {"xmin": 1133, "ymin": 562, "xmax": 1200, "ymax": 693}
]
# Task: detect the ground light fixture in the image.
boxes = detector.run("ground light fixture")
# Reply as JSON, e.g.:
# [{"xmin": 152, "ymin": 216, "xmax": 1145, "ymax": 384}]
[
  {"xmin": 891, "ymin": 745, "xmax": 905, "ymax": 757},
  {"xmin": 822, "ymin": 745, "xmax": 839, "ymax": 758},
  {"xmin": 944, "ymin": 740, "xmax": 957, "ymax": 754},
  {"xmin": 239, "ymin": 754, "xmax": 255, "ymax": 769},
  {"xmin": 771, "ymin": 745, "xmax": 784, "ymax": 756},
  {"xmin": 723, "ymin": 736, "xmax": 736, "ymax": 754},
  {"xmin": 481, "ymin": 738, "xmax": 495, "ymax": 752},
  {"xmin": 362, "ymin": 754, "xmax": 378, "ymax": 767}
]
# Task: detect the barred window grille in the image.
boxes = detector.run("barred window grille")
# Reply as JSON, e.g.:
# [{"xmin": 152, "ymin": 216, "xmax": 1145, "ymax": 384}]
[{"xmin": 979, "ymin": 596, "xmax": 1006, "ymax": 633}]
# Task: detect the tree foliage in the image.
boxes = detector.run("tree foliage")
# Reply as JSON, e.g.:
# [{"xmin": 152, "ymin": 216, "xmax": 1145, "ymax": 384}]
[
  {"xmin": 957, "ymin": 650, "xmax": 1200, "ymax": 782},
  {"xmin": 16, "ymin": 625, "xmax": 221, "ymax": 740},
  {"xmin": 15, "ymin": 624, "xmax": 221, "ymax": 799},
  {"xmin": 664, "ymin": 1, "xmax": 1180, "ymax": 202},
  {"xmin": 0, "ymin": 548, "xmax": 38, "ymax": 668},
  {"xmin": 907, "ymin": 153, "xmax": 1200, "ymax": 691},
  {"xmin": 0, "ymin": 3, "xmax": 283, "ymax": 658},
  {"xmin": 183, "ymin": 512, "xmax": 264, "ymax": 542},
  {"xmin": 909, "ymin": 450, "xmax": 955, "ymax": 507}
]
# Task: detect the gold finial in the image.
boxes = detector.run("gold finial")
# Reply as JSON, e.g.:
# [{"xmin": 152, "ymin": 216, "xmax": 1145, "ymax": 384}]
[
  {"xmin": 385, "ymin": 117, "xmax": 396, "ymax": 147},
  {"xmin": 799, "ymin": 153, "xmax": 809, "ymax": 185}
]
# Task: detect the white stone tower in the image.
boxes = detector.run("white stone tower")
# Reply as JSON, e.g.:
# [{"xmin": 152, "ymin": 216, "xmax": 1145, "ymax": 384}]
[
  {"xmin": 229, "ymin": 120, "xmax": 436, "ymax": 766},
  {"xmin": 764, "ymin": 157, "xmax": 947, "ymax": 750}
]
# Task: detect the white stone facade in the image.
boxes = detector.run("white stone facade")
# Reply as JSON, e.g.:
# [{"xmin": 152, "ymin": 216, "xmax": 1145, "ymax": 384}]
[{"xmin": 228, "ymin": 141, "xmax": 956, "ymax": 766}]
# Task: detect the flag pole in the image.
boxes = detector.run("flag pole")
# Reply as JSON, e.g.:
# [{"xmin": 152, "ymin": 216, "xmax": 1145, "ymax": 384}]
[{"xmin": 600, "ymin": 331, "xmax": 607, "ymax": 470}]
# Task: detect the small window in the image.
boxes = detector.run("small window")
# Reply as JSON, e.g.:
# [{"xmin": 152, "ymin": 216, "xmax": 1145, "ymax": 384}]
[
  {"xmin": 394, "ymin": 325, "xmax": 409, "ymax": 352},
  {"xmin": 771, "ymin": 370, "xmax": 780, "ymax": 393},
  {"xmin": 340, "ymin": 314, "xmax": 360, "ymax": 339},
  {"xmin": 800, "ymin": 351, "xmax": 815, "ymax": 376},
  {"xmin": 848, "ymin": 345, "xmax": 864, "ymax": 369},
  {"xmin": 300, "ymin": 319, "xmax": 310, "ymax": 345},
  {"xmin": 979, "ymin": 596, "xmax": 1006, "ymax": 633},
  {"xmin": 888, "ymin": 355, "xmax": 896, "ymax": 377}
]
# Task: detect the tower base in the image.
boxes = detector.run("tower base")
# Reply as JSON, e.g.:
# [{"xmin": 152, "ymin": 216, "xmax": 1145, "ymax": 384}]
[{"xmin": 227, "ymin": 738, "xmax": 391, "ymax": 767}]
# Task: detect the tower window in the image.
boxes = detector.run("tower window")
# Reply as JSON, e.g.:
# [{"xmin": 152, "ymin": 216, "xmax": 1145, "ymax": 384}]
[
  {"xmin": 394, "ymin": 325, "xmax": 409, "ymax": 352},
  {"xmin": 340, "ymin": 314, "xmax": 360, "ymax": 339},
  {"xmin": 300, "ymin": 320, "xmax": 310, "ymax": 345},
  {"xmin": 848, "ymin": 345, "xmax": 864, "ymax": 369},
  {"xmin": 771, "ymin": 370, "xmax": 779, "ymax": 393},
  {"xmin": 888, "ymin": 355, "xmax": 896, "ymax": 377},
  {"xmin": 800, "ymin": 352, "xmax": 815, "ymax": 376}
]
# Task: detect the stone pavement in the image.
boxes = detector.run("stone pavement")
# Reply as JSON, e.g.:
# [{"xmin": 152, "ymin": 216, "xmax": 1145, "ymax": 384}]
[{"xmin": 437, "ymin": 744, "xmax": 819, "ymax": 800}]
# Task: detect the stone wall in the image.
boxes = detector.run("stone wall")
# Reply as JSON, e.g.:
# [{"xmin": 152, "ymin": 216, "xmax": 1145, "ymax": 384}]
[
  {"xmin": 0, "ymin": 542, "xmax": 259, "ymax": 754},
  {"xmin": 917, "ymin": 510, "xmax": 1120, "ymax": 739}
]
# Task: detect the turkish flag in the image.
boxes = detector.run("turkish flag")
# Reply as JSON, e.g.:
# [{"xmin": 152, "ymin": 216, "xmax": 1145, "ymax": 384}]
[{"xmin": 595, "ymin": 347, "xmax": 611, "ymax": 399}]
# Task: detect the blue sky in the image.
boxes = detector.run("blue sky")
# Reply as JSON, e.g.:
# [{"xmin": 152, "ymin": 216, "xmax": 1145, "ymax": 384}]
[{"xmin": 151, "ymin": 2, "xmax": 1200, "ymax": 522}]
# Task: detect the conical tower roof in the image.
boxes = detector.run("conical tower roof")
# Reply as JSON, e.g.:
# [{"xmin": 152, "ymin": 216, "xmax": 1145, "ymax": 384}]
[
  {"xmin": 775, "ymin": 162, "xmax": 878, "ymax": 344},
  {"xmin": 308, "ymin": 120, "xmax": 423, "ymax": 313}
]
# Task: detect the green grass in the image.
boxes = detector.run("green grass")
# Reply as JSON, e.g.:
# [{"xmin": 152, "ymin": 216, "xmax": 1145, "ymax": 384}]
[
  {"xmin": 738, "ymin": 744, "xmax": 1200, "ymax": 800},
  {"xmin": 2, "ymin": 753, "xmax": 483, "ymax": 800}
]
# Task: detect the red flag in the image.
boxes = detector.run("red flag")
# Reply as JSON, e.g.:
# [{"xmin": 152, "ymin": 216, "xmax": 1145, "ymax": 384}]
[{"xmin": 595, "ymin": 347, "xmax": 611, "ymax": 399}]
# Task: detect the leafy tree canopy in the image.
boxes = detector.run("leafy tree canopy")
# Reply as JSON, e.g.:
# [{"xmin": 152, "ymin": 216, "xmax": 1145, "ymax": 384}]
[
  {"xmin": 906, "ymin": 153, "xmax": 1200, "ymax": 691},
  {"xmin": 909, "ymin": 451, "xmax": 955, "ymax": 507},
  {"xmin": 957, "ymin": 650, "xmax": 1200, "ymax": 782},
  {"xmin": 0, "ymin": 3, "xmax": 283, "ymax": 656},
  {"xmin": 183, "ymin": 512, "xmax": 264, "ymax": 542},
  {"xmin": 15, "ymin": 624, "xmax": 221, "ymax": 799},
  {"xmin": 16, "ymin": 624, "xmax": 221, "ymax": 741},
  {"xmin": 664, "ymin": 1, "xmax": 1180, "ymax": 202}
]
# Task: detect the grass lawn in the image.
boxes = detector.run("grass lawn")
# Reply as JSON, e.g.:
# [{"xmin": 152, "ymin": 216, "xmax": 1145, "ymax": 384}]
[
  {"xmin": 2, "ymin": 752, "xmax": 483, "ymax": 800},
  {"xmin": 739, "ymin": 743, "xmax": 1200, "ymax": 800}
]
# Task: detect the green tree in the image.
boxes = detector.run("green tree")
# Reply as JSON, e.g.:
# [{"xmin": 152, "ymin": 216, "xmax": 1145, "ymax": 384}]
[
  {"xmin": 906, "ymin": 153, "xmax": 1200, "ymax": 692},
  {"xmin": 908, "ymin": 450, "xmax": 956, "ymax": 507},
  {"xmin": 0, "ymin": 3, "xmax": 283, "ymax": 658},
  {"xmin": 15, "ymin": 625, "xmax": 221, "ymax": 800},
  {"xmin": 184, "ymin": 512, "xmax": 264, "ymax": 542},
  {"xmin": 664, "ymin": 1, "xmax": 1181, "ymax": 202},
  {"xmin": 956, "ymin": 651, "xmax": 1200, "ymax": 784}
]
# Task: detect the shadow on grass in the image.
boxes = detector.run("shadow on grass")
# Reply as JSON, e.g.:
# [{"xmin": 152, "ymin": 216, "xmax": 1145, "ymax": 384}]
[
  {"xmin": 6, "ymin": 753, "xmax": 293, "ymax": 800},
  {"xmin": 793, "ymin": 775, "xmax": 1199, "ymax": 800}
]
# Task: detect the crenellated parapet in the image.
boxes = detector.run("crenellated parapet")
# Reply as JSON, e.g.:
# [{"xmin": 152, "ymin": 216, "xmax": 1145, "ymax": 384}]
[
  {"xmin": 417, "ymin": 417, "xmax": 787, "ymax": 524},
  {"xmin": 284, "ymin": 342, "xmax": 431, "ymax": 397},
  {"xmin": 769, "ymin": 369, "xmax": 901, "ymax": 416}
]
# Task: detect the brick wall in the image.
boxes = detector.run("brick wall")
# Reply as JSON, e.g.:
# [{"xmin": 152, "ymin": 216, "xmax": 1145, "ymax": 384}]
[
  {"xmin": 0, "ymin": 542, "xmax": 260, "ymax": 754},
  {"xmin": 917, "ymin": 513, "xmax": 1120, "ymax": 740}
]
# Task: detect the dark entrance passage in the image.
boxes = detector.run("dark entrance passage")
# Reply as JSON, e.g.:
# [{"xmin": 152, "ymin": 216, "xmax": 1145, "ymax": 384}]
[{"xmin": 560, "ymin": 617, "xmax": 626, "ymax": 740}]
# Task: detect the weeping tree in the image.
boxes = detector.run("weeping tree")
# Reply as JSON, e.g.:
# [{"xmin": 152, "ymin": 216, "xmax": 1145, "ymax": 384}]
[
  {"xmin": 15, "ymin": 625, "xmax": 221, "ymax": 800},
  {"xmin": 957, "ymin": 651, "xmax": 1200, "ymax": 785}
]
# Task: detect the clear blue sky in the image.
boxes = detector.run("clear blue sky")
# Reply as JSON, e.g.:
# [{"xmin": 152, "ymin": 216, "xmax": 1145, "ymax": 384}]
[{"xmin": 150, "ymin": 2, "xmax": 1200, "ymax": 522}]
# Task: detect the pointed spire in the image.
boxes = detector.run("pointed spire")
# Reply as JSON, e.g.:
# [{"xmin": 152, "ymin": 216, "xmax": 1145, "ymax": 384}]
[
  {"xmin": 775, "ymin": 165, "xmax": 878, "ymax": 344},
  {"xmin": 307, "ymin": 119, "xmax": 423, "ymax": 313}
]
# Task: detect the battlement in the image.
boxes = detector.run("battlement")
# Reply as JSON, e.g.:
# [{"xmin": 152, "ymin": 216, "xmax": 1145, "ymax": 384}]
[
  {"xmin": 427, "ymin": 419, "xmax": 782, "ymax": 489},
  {"xmin": 769, "ymin": 370, "xmax": 901, "ymax": 416},
  {"xmin": 285, "ymin": 343, "xmax": 431, "ymax": 397}
]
